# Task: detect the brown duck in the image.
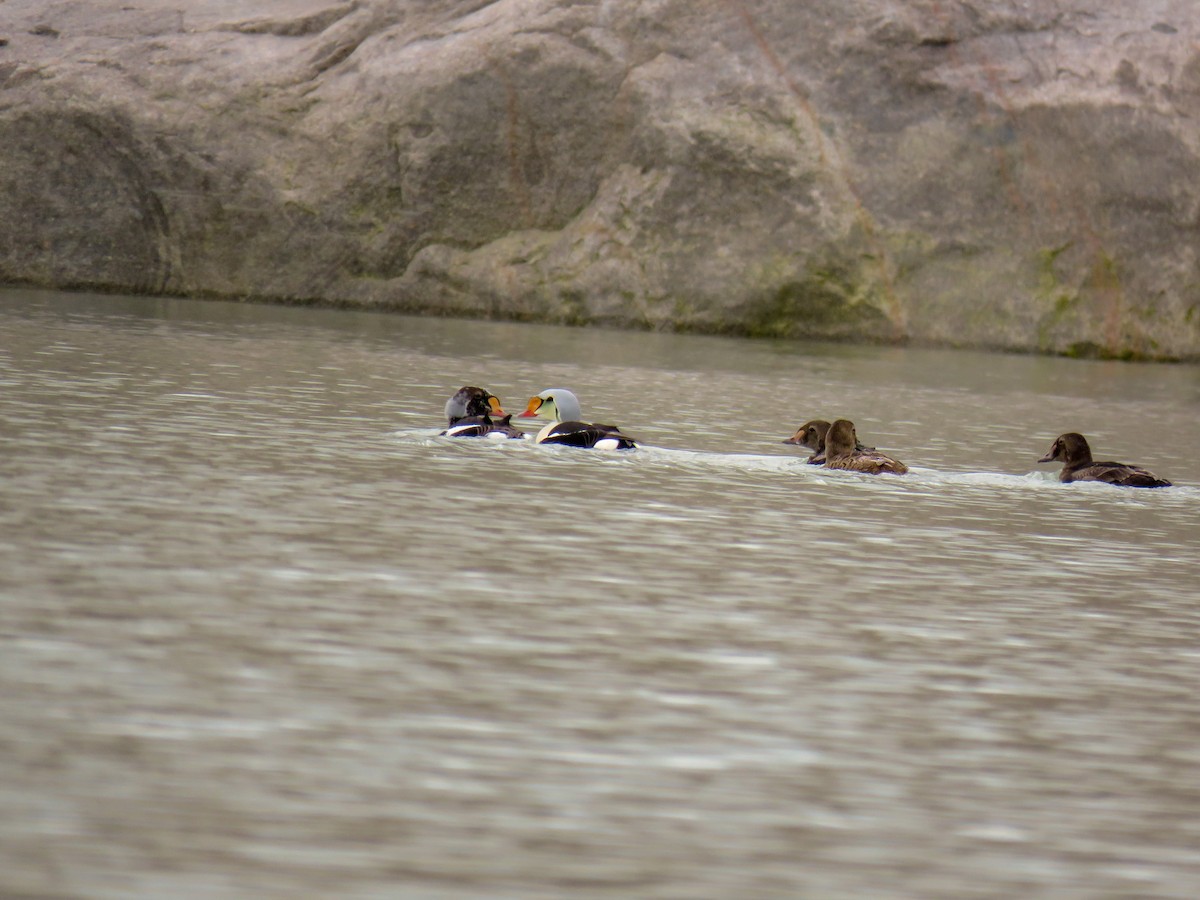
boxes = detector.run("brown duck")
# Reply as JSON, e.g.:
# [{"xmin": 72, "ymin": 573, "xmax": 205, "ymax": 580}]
[
  {"xmin": 1038, "ymin": 433, "xmax": 1171, "ymax": 488},
  {"xmin": 783, "ymin": 419, "xmax": 873, "ymax": 465},
  {"xmin": 823, "ymin": 419, "xmax": 909, "ymax": 475}
]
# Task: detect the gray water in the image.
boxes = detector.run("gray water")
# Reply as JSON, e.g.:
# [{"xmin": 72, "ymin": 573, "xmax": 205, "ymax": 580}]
[{"xmin": 2, "ymin": 288, "xmax": 1200, "ymax": 899}]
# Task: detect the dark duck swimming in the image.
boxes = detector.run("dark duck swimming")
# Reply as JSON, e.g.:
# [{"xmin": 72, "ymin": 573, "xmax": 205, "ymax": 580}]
[
  {"xmin": 441, "ymin": 386, "xmax": 526, "ymax": 439},
  {"xmin": 1038, "ymin": 432, "xmax": 1171, "ymax": 488},
  {"xmin": 518, "ymin": 388, "xmax": 637, "ymax": 450},
  {"xmin": 783, "ymin": 418, "xmax": 873, "ymax": 465},
  {"xmin": 822, "ymin": 419, "xmax": 908, "ymax": 475}
]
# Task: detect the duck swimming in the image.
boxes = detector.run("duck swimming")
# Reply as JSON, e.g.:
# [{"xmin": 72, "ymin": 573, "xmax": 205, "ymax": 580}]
[
  {"xmin": 440, "ymin": 386, "xmax": 526, "ymax": 439},
  {"xmin": 1038, "ymin": 432, "xmax": 1171, "ymax": 487},
  {"xmin": 822, "ymin": 419, "xmax": 909, "ymax": 475},
  {"xmin": 518, "ymin": 388, "xmax": 637, "ymax": 450},
  {"xmin": 783, "ymin": 419, "xmax": 873, "ymax": 465}
]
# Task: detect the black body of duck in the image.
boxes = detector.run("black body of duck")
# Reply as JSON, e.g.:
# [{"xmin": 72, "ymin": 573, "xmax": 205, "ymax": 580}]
[
  {"xmin": 1038, "ymin": 432, "xmax": 1171, "ymax": 488},
  {"xmin": 823, "ymin": 419, "xmax": 908, "ymax": 475},
  {"xmin": 518, "ymin": 388, "xmax": 637, "ymax": 450},
  {"xmin": 783, "ymin": 418, "xmax": 872, "ymax": 465},
  {"xmin": 441, "ymin": 386, "xmax": 526, "ymax": 439}
]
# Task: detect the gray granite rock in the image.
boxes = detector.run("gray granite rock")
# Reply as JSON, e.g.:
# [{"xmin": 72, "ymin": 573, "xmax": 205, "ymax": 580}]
[{"xmin": 1, "ymin": 0, "xmax": 1197, "ymax": 358}]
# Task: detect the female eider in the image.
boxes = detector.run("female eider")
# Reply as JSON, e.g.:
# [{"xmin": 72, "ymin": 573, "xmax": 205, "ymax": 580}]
[
  {"xmin": 518, "ymin": 388, "xmax": 637, "ymax": 450},
  {"xmin": 783, "ymin": 419, "xmax": 872, "ymax": 465},
  {"xmin": 441, "ymin": 386, "xmax": 526, "ymax": 439},
  {"xmin": 1038, "ymin": 432, "xmax": 1171, "ymax": 488},
  {"xmin": 823, "ymin": 419, "xmax": 908, "ymax": 475}
]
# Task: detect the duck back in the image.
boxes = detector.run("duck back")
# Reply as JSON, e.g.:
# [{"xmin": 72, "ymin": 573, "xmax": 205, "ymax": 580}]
[
  {"xmin": 536, "ymin": 421, "xmax": 637, "ymax": 450},
  {"xmin": 826, "ymin": 451, "xmax": 909, "ymax": 476},
  {"xmin": 442, "ymin": 416, "xmax": 494, "ymax": 438},
  {"xmin": 442, "ymin": 413, "xmax": 526, "ymax": 440},
  {"xmin": 1064, "ymin": 461, "xmax": 1171, "ymax": 488}
]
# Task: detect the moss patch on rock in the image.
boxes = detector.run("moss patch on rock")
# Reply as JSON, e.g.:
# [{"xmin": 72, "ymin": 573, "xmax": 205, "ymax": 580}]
[{"xmin": 737, "ymin": 252, "xmax": 894, "ymax": 340}]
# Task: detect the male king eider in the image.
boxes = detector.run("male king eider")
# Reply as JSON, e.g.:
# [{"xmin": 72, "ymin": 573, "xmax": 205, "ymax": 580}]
[
  {"xmin": 823, "ymin": 419, "xmax": 909, "ymax": 475},
  {"xmin": 518, "ymin": 388, "xmax": 637, "ymax": 450},
  {"xmin": 440, "ymin": 386, "xmax": 526, "ymax": 439},
  {"xmin": 783, "ymin": 418, "xmax": 873, "ymax": 465},
  {"xmin": 1038, "ymin": 432, "xmax": 1170, "ymax": 487}
]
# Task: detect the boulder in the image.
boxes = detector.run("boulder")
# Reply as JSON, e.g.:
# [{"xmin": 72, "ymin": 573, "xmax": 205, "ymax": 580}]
[{"xmin": 1, "ymin": 0, "xmax": 1197, "ymax": 358}]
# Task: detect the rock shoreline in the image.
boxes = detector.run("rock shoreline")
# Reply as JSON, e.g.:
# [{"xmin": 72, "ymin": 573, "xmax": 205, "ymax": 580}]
[{"xmin": 2, "ymin": 0, "xmax": 1198, "ymax": 359}]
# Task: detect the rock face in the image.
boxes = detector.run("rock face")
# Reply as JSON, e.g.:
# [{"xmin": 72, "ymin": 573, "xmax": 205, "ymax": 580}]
[{"xmin": 1, "ymin": 0, "xmax": 1198, "ymax": 359}]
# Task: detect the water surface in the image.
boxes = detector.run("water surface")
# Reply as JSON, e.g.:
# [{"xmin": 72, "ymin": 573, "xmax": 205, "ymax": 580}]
[{"xmin": 2, "ymin": 289, "xmax": 1199, "ymax": 898}]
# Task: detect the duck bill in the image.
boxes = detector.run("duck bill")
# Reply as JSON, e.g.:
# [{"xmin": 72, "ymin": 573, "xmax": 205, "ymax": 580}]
[
  {"xmin": 518, "ymin": 398, "xmax": 542, "ymax": 418},
  {"xmin": 487, "ymin": 396, "xmax": 506, "ymax": 416},
  {"xmin": 1037, "ymin": 449, "xmax": 1057, "ymax": 463}
]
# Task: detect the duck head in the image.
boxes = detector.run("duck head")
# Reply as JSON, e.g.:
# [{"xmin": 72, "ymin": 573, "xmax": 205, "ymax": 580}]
[
  {"xmin": 783, "ymin": 419, "xmax": 831, "ymax": 450},
  {"xmin": 519, "ymin": 388, "xmax": 582, "ymax": 423},
  {"xmin": 824, "ymin": 419, "xmax": 859, "ymax": 461},
  {"xmin": 445, "ymin": 386, "xmax": 505, "ymax": 424},
  {"xmin": 1039, "ymin": 432, "xmax": 1092, "ymax": 466}
]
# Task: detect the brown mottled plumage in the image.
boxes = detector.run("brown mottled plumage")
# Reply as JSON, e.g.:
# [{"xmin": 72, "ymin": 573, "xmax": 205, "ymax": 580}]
[
  {"xmin": 823, "ymin": 419, "xmax": 908, "ymax": 475},
  {"xmin": 1038, "ymin": 432, "xmax": 1170, "ymax": 488},
  {"xmin": 782, "ymin": 418, "xmax": 872, "ymax": 465}
]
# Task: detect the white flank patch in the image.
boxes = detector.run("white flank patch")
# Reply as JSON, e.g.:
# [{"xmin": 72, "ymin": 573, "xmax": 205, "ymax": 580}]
[{"xmin": 593, "ymin": 437, "xmax": 620, "ymax": 450}]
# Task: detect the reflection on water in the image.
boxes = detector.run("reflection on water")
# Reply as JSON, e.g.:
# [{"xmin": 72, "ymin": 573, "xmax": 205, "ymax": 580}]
[{"xmin": 2, "ymin": 288, "xmax": 1200, "ymax": 898}]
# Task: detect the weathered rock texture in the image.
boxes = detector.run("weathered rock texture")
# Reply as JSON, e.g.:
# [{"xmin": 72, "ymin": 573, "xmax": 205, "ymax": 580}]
[{"xmin": 2, "ymin": 0, "xmax": 1199, "ymax": 358}]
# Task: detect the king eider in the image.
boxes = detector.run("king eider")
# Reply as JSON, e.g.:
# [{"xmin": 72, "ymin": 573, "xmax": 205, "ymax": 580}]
[
  {"xmin": 440, "ymin": 386, "xmax": 526, "ymax": 439},
  {"xmin": 1038, "ymin": 432, "xmax": 1170, "ymax": 487},
  {"xmin": 518, "ymin": 389, "xmax": 637, "ymax": 450}
]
